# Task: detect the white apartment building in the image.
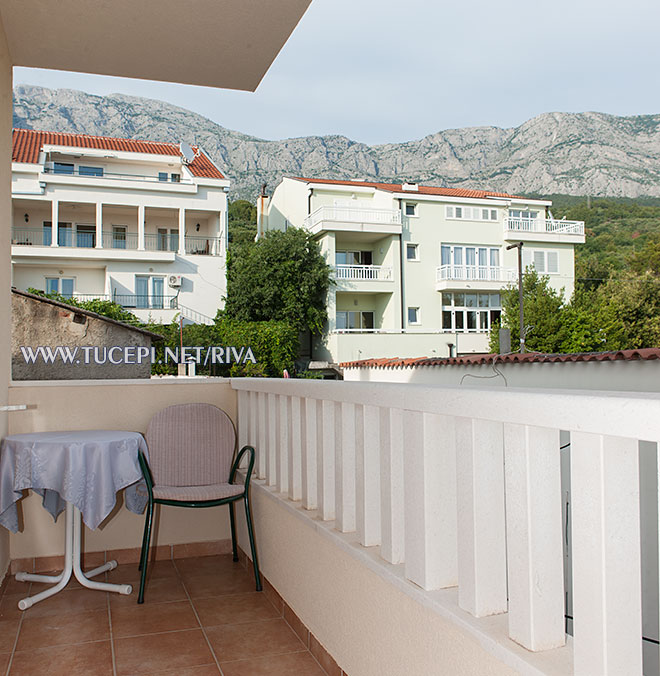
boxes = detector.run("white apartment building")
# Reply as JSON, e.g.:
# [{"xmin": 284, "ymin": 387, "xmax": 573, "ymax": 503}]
[
  {"xmin": 10, "ymin": 129, "xmax": 230, "ymax": 324},
  {"xmin": 259, "ymin": 176, "xmax": 585, "ymax": 363}
]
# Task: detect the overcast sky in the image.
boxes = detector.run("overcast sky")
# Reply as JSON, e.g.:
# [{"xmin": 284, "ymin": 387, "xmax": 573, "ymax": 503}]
[{"xmin": 13, "ymin": 0, "xmax": 660, "ymax": 146}]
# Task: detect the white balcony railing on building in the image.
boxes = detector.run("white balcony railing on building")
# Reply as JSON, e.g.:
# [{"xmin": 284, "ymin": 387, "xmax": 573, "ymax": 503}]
[
  {"xmin": 435, "ymin": 264, "xmax": 517, "ymax": 283},
  {"xmin": 303, "ymin": 206, "xmax": 402, "ymax": 230},
  {"xmin": 43, "ymin": 165, "xmax": 193, "ymax": 185},
  {"xmin": 11, "ymin": 228, "xmax": 221, "ymax": 256},
  {"xmin": 504, "ymin": 217, "xmax": 585, "ymax": 235},
  {"xmin": 334, "ymin": 264, "xmax": 393, "ymax": 281},
  {"xmin": 233, "ymin": 378, "xmax": 658, "ymax": 675}
]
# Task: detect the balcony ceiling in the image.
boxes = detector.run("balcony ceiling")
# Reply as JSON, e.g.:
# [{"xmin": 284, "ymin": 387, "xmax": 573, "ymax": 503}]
[{"xmin": 1, "ymin": 0, "xmax": 311, "ymax": 91}]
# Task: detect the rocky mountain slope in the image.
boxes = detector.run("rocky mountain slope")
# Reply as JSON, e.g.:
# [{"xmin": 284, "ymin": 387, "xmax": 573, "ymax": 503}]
[{"xmin": 13, "ymin": 85, "xmax": 660, "ymax": 199}]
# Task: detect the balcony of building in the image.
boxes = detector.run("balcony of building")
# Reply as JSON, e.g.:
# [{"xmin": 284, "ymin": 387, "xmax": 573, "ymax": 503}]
[
  {"xmin": 303, "ymin": 206, "xmax": 402, "ymax": 236},
  {"xmin": 11, "ymin": 201, "xmax": 224, "ymax": 260},
  {"xmin": 435, "ymin": 264, "xmax": 517, "ymax": 291},
  {"xmin": 503, "ymin": 217, "xmax": 585, "ymax": 244}
]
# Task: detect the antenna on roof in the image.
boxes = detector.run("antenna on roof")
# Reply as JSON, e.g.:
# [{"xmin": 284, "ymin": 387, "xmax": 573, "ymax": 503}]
[{"xmin": 179, "ymin": 141, "xmax": 199, "ymax": 165}]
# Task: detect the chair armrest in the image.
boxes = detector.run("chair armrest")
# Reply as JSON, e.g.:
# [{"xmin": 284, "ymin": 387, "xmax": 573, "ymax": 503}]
[
  {"xmin": 229, "ymin": 445, "xmax": 255, "ymax": 490},
  {"xmin": 137, "ymin": 450, "xmax": 155, "ymax": 498}
]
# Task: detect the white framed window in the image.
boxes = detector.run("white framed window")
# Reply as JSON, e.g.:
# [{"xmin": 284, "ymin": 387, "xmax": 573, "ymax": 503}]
[
  {"xmin": 407, "ymin": 307, "xmax": 420, "ymax": 325},
  {"xmin": 53, "ymin": 162, "xmax": 74, "ymax": 175},
  {"xmin": 79, "ymin": 166, "xmax": 103, "ymax": 177},
  {"xmin": 406, "ymin": 243, "xmax": 419, "ymax": 261},
  {"xmin": 45, "ymin": 276, "xmax": 75, "ymax": 298},
  {"xmin": 440, "ymin": 244, "xmax": 501, "ymax": 280},
  {"xmin": 523, "ymin": 249, "xmax": 559, "ymax": 274},
  {"xmin": 510, "ymin": 209, "xmax": 539, "ymax": 220},
  {"xmin": 134, "ymin": 275, "xmax": 166, "ymax": 309},
  {"xmin": 335, "ymin": 311, "xmax": 375, "ymax": 331},
  {"xmin": 404, "ymin": 202, "xmax": 417, "ymax": 217},
  {"xmin": 335, "ymin": 250, "xmax": 373, "ymax": 266},
  {"xmin": 441, "ymin": 292, "xmax": 501, "ymax": 333},
  {"xmin": 446, "ymin": 205, "xmax": 498, "ymax": 222}
]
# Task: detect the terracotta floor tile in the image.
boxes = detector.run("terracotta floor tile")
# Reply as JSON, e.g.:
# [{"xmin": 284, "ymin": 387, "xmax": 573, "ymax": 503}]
[
  {"xmin": 220, "ymin": 650, "xmax": 324, "ymax": 676},
  {"xmin": 108, "ymin": 560, "xmax": 178, "ymax": 584},
  {"xmin": 182, "ymin": 569, "xmax": 257, "ymax": 599},
  {"xmin": 143, "ymin": 664, "xmax": 220, "ymax": 676},
  {"xmin": 0, "ymin": 653, "xmax": 10, "ymax": 674},
  {"xmin": 0, "ymin": 594, "xmax": 28, "ymax": 621},
  {"xmin": 110, "ymin": 575, "xmax": 187, "ymax": 607},
  {"xmin": 0, "ymin": 618, "xmax": 19, "ymax": 652},
  {"xmin": 16, "ymin": 609, "xmax": 110, "ymax": 651},
  {"xmin": 10, "ymin": 640, "xmax": 113, "ymax": 676},
  {"xmin": 113, "ymin": 628, "xmax": 214, "ymax": 676},
  {"xmin": 111, "ymin": 599, "xmax": 198, "ymax": 638},
  {"xmin": 194, "ymin": 593, "xmax": 279, "ymax": 627},
  {"xmin": 175, "ymin": 554, "xmax": 239, "ymax": 577},
  {"xmin": 24, "ymin": 587, "xmax": 108, "ymax": 618},
  {"xmin": 204, "ymin": 618, "xmax": 305, "ymax": 662}
]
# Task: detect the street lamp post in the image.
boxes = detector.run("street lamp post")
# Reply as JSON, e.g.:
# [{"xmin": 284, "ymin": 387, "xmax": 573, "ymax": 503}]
[{"xmin": 506, "ymin": 241, "xmax": 525, "ymax": 352}]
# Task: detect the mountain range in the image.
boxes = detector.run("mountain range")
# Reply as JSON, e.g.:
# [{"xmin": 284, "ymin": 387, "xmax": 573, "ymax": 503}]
[{"xmin": 12, "ymin": 84, "xmax": 660, "ymax": 200}]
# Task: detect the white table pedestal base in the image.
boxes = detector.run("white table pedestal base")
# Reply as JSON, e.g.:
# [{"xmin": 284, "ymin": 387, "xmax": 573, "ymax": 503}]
[{"xmin": 15, "ymin": 502, "xmax": 132, "ymax": 609}]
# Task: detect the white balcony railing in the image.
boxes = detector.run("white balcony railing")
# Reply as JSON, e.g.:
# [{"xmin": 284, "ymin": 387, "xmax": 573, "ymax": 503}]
[
  {"xmin": 504, "ymin": 217, "xmax": 585, "ymax": 235},
  {"xmin": 233, "ymin": 378, "xmax": 658, "ymax": 674},
  {"xmin": 334, "ymin": 264, "xmax": 393, "ymax": 281},
  {"xmin": 435, "ymin": 264, "xmax": 517, "ymax": 284},
  {"xmin": 303, "ymin": 206, "xmax": 402, "ymax": 230}
]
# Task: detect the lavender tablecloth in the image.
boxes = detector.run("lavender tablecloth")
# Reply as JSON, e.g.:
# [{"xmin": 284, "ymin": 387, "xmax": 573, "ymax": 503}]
[{"xmin": 0, "ymin": 430, "xmax": 149, "ymax": 533}]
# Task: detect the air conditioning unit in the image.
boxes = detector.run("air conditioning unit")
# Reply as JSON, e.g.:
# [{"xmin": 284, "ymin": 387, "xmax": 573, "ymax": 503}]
[{"xmin": 168, "ymin": 274, "xmax": 182, "ymax": 288}]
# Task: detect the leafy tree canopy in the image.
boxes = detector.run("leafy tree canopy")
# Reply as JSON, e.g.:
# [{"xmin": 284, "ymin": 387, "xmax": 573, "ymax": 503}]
[
  {"xmin": 223, "ymin": 227, "xmax": 332, "ymax": 334},
  {"xmin": 228, "ymin": 199, "xmax": 257, "ymax": 246}
]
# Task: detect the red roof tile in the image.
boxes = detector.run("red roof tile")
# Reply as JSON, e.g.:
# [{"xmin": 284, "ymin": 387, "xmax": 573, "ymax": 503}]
[
  {"xmin": 292, "ymin": 176, "xmax": 523, "ymax": 200},
  {"xmin": 340, "ymin": 348, "xmax": 660, "ymax": 369},
  {"xmin": 12, "ymin": 128, "xmax": 225, "ymax": 179}
]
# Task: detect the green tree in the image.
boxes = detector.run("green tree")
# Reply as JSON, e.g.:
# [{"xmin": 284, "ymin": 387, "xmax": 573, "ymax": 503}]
[
  {"xmin": 488, "ymin": 269, "xmax": 567, "ymax": 353},
  {"xmin": 228, "ymin": 199, "xmax": 257, "ymax": 246},
  {"xmin": 223, "ymin": 227, "xmax": 332, "ymax": 334}
]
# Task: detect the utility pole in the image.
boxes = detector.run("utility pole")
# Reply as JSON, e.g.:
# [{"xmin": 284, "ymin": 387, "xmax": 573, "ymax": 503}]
[{"xmin": 506, "ymin": 241, "xmax": 525, "ymax": 352}]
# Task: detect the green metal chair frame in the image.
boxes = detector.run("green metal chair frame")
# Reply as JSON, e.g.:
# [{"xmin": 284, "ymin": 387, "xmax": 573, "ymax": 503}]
[{"xmin": 136, "ymin": 442, "xmax": 262, "ymax": 604}]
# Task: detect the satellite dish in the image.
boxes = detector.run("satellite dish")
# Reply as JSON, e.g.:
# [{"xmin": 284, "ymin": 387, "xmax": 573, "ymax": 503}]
[{"xmin": 179, "ymin": 142, "xmax": 197, "ymax": 164}]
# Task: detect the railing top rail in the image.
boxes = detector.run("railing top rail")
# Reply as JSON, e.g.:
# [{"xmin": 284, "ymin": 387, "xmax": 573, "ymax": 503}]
[{"xmin": 229, "ymin": 378, "xmax": 660, "ymax": 440}]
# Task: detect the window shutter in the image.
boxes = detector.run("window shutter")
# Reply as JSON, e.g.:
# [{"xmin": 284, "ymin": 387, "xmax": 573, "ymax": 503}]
[
  {"xmin": 533, "ymin": 250, "xmax": 545, "ymax": 272},
  {"xmin": 522, "ymin": 249, "xmax": 532, "ymax": 270},
  {"xmin": 547, "ymin": 251, "xmax": 558, "ymax": 273}
]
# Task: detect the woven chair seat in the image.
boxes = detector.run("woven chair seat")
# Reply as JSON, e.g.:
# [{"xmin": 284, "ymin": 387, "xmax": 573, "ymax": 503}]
[{"xmin": 152, "ymin": 483, "xmax": 244, "ymax": 502}]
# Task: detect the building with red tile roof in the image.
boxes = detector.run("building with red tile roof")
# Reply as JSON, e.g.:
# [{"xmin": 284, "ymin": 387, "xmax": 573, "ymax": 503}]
[{"xmin": 10, "ymin": 129, "xmax": 230, "ymax": 324}]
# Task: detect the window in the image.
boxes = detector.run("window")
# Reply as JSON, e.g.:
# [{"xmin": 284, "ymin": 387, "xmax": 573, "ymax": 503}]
[
  {"xmin": 446, "ymin": 205, "xmax": 498, "ymax": 221},
  {"xmin": 135, "ymin": 275, "xmax": 166, "ymax": 309},
  {"xmin": 45, "ymin": 277, "xmax": 74, "ymax": 298},
  {"xmin": 523, "ymin": 249, "xmax": 559, "ymax": 274},
  {"xmin": 441, "ymin": 292, "xmax": 501, "ymax": 333},
  {"xmin": 510, "ymin": 209, "xmax": 539, "ymax": 220},
  {"xmin": 439, "ymin": 244, "xmax": 502, "ymax": 280},
  {"xmin": 335, "ymin": 311, "xmax": 375, "ymax": 331},
  {"xmin": 335, "ymin": 250, "xmax": 372, "ymax": 266},
  {"xmin": 158, "ymin": 172, "xmax": 168, "ymax": 182},
  {"xmin": 53, "ymin": 162, "xmax": 74, "ymax": 175},
  {"xmin": 158, "ymin": 228, "xmax": 179, "ymax": 252},
  {"xmin": 79, "ymin": 166, "xmax": 103, "ymax": 177},
  {"xmin": 407, "ymin": 307, "xmax": 420, "ymax": 325},
  {"xmin": 171, "ymin": 174, "xmax": 181, "ymax": 183},
  {"xmin": 112, "ymin": 226, "xmax": 127, "ymax": 249},
  {"xmin": 404, "ymin": 203, "xmax": 417, "ymax": 217},
  {"xmin": 406, "ymin": 243, "xmax": 419, "ymax": 261},
  {"xmin": 76, "ymin": 224, "xmax": 96, "ymax": 248}
]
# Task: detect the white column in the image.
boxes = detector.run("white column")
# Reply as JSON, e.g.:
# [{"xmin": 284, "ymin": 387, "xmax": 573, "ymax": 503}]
[
  {"xmin": 404, "ymin": 412, "xmax": 457, "ymax": 590},
  {"xmin": 317, "ymin": 399, "xmax": 335, "ymax": 521},
  {"xmin": 571, "ymin": 433, "xmax": 642, "ymax": 675},
  {"xmin": 356, "ymin": 404, "xmax": 381, "ymax": 547},
  {"xmin": 178, "ymin": 207, "xmax": 185, "ymax": 255},
  {"xmin": 137, "ymin": 205, "xmax": 145, "ymax": 251},
  {"xmin": 504, "ymin": 424, "xmax": 565, "ymax": 651},
  {"xmin": 50, "ymin": 200, "xmax": 59, "ymax": 247},
  {"xmin": 267, "ymin": 393, "xmax": 278, "ymax": 487},
  {"xmin": 95, "ymin": 203, "xmax": 103, "ymax": 249},
  {"xmin": 277, "ymin": 395, "xmax": 289, "ymax": 495},
  {"xmin": 289, "ymin": 396, "xmax": 302, "ymax": 501},
  {"xmin": 335, "ymin": 402, "xmax": 356, "ymax": 533},
  {"xmin": 302, "ymin": 398, "xmax": 318, "ymax": 510},
  {"xmin": 379, "ymin": 407, "xmax": 405, "ymax": 564},
  {"xmin": 456, "ymin": 417, "xmax": 507, "ymax": 617},
  {"xmin": 257, "ymin": 392, "xmax": 268, "ymax": 482},
  {"xmin": 237, "ymin": 391, "xmax": 248, "ymax": 450}
]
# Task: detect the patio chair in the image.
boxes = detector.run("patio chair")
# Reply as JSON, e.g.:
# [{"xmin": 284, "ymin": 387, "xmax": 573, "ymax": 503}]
[{"xmin": 137, "ymin": 402, "xmax": 262, "ymax": 603}]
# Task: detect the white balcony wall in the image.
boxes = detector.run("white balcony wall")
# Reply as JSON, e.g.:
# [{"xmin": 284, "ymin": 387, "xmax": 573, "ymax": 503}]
[{"xmin": 233, "ymin": 378, "xmax": 658, "ymax": 676}]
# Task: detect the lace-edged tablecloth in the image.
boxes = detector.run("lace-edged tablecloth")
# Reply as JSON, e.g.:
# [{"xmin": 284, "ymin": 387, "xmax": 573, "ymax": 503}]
[{"xmin": 0, "ymin": 430, "xmax": 149, "ymax": 533}]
